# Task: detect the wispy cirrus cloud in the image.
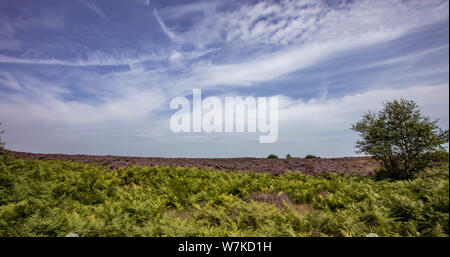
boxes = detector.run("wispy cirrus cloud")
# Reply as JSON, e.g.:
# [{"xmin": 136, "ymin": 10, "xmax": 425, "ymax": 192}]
[
  {"xmin": 158, "ymin": 0, "xmax": 448, "ymax": 47},
  {"xmin": 0, "ymin": 71, "xmax": 22, "ymax": 91},
  {"xmin": 78, "ymin": 0, "xmax": 107, "ymax": 20},
  {"xmin": 153, "ymin": 8, "xmax": 181, "ymax": 44},
  {"xmin": 149, "ymin": 0, "xmax": 449, "ymax": 92},
  {"xmin": 0, "ymin": 52, "xmax": 163, "ymax": 66},
  {"xmin": 176, "ymin": 30, "xmax": 405, "ymax": 89},
  {"xmin": 0, "ymin": 3, "xmax": 65, "ymax": 50}
]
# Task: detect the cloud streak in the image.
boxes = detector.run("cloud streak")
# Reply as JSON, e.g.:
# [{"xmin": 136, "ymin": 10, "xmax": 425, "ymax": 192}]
[
  {"xmin": 0, "ymin": 53, "xmax": 161, "ymax": 66},
  {"xmin": 79, "ymin": 0, "xmax": 107, "ymax": 20},
  {"xmin": 153, "ymin": 8, "xmax": 181, "ymax": 44}
]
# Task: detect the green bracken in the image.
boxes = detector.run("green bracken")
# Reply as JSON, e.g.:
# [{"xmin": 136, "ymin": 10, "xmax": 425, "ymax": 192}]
[{"xmin": 0, "ymin": 154, "xmax": 448, "ymax": 237}]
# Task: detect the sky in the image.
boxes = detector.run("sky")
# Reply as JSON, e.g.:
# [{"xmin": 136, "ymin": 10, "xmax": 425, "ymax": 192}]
[{"xmin": 0, "ymin": 0, "xmax": 449, "ymax": 158}]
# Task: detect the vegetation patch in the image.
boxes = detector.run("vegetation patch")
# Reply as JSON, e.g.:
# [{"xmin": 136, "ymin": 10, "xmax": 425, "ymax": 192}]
[
  {"xmin": 248, "ymin": 192, "xmax": 293, "ymax": 210},
  {"xmin": 0, "ymin": 154, "xmax": 448, "ymax": 237}
]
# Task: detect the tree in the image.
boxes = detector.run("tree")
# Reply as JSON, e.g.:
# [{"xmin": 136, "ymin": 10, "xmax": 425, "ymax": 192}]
[{"xmin": 351, "ymin": 98, "xmax": 449, "ymax": 180}]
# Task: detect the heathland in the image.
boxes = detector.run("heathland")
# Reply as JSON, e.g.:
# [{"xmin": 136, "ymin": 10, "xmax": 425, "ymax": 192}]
[{"xmin": 0, "ymin": 153, "xmax": 448, "ymax": 237}]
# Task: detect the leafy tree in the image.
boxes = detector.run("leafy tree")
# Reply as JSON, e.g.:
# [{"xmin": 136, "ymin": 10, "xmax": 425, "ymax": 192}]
[
  {"xmin": 351, "ymin": 98, "xmax": 449, "ymax": 180},
  {"xmin": 267, "ymin": 154, "xmax": 278, "ymax": 159},
  {"xmin": 305, "ymin": 155, "xmax": 320, "ymax": 159}
]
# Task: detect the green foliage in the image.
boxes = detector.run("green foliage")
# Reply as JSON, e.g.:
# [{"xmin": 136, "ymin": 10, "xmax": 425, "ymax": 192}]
[
  {"xmin": 267, "ymin": 154, "xmax": 278, "ymax": 159},
  {"xmin": 424, "ymin": 150, "xmax": 449, "ymax": 164},
  {"xmin": 0, "ymin": 155, "xmax": 448, "ymax": 237},
  {"xmin": 305, "ymin": 155, "xmax": 320, "ymax": 159},
  {"xmin": 351, "ymin": 98, "xmax": 449, "ymax": 180},
  {"xmin": 286, "ymin": 154, "xmax": 292, "ymax": 159}
]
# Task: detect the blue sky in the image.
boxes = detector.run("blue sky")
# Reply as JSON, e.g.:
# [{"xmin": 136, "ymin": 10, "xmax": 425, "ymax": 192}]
[{"xmin": 0, "ymin": 0, "xmax": 448, "ymax": 157}]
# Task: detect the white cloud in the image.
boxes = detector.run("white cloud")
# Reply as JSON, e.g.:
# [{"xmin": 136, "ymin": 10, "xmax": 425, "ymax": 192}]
[
  {"xmin": 0, "ymin": 72, "xmax": 22, "ymax": 91},
  {"xmin": 153, "ymin": 8, "xmax": 181, "ymax": 43},
  {"xmin": 0, "ymin": 52, "xmax": 161, "ymax": 66},
  {"xmin": 176, "ymin": 30, "xmax": 404, "ymax": 88},
  {"xmin": 0, "ymin": 6, "xmax": 65, "ymax": 50},
  {"xmin": 154, "ymin": 0, "xmax": 449, "ymax": 90},
  {"xmin": 79, "ymin": 0, "xmax": 107, "ymax": 19},
  {"xmin": 0, "ymin": 88, "xmax": 166, "ymax": 125},
  {"xmin": 160, "ymin": 0, "xmax": 448, "ymax": 47},
  {"xmin": 0, "ymin": 72, "xmax": 167, "ymax": 125},
  {"xmin": 117, "ymin": 84, "xmax": 450, "ymax": 143},
  {"xmin": 169, "ymin": 51, "xmax": 183, "ymax": 61},
  {"xmin": 278, "ymin": 84, "xmax": 449, "ymax": 134}
]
